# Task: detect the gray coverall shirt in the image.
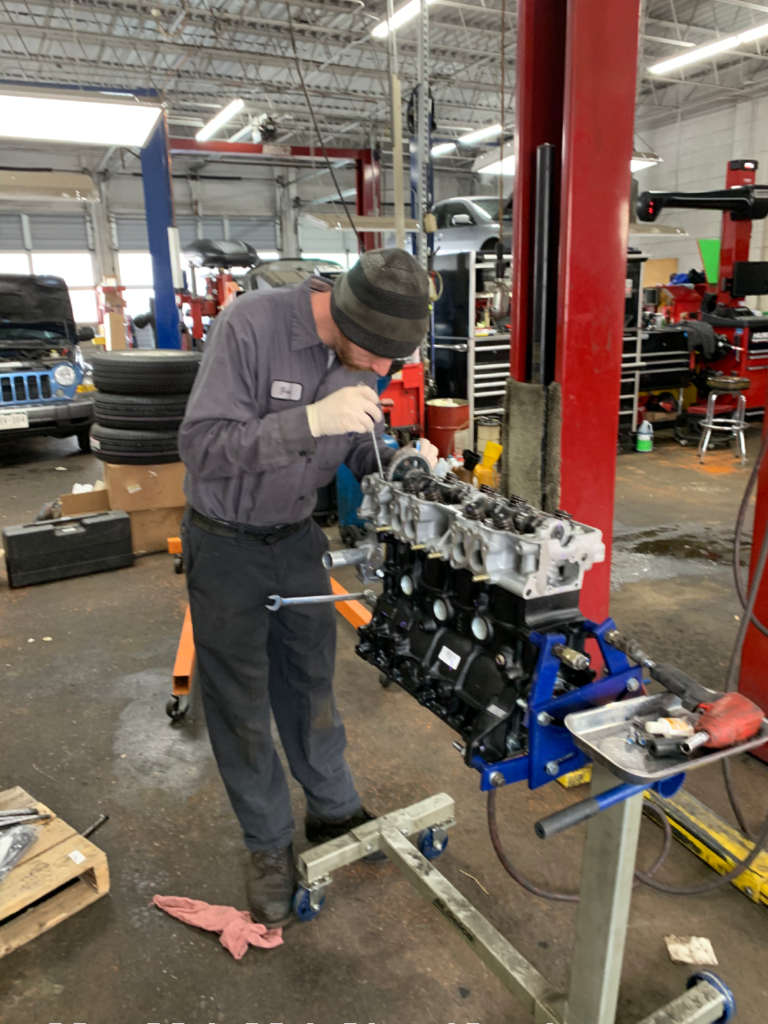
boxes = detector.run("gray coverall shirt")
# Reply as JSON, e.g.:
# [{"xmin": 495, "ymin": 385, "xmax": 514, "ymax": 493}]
[{"xmin": 178, "ymin": 276, "xmax": 394, "ymax": 527}]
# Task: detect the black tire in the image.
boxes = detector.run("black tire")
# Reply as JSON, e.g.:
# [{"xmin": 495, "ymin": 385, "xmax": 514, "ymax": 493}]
[
  {"xmin": 94, "ymin": 392, "xmax": 189, "ymax": 431},
  {"xmin": 91, "ymin": 350, "xmax": 201, "ymax": 396},
  {"xmin": 90, "ymin": 424, "xmax": 180, "ymax": 465},
  {"xmin": 76, "ymin": 429, "xmax": 92, "ymax": 454}
]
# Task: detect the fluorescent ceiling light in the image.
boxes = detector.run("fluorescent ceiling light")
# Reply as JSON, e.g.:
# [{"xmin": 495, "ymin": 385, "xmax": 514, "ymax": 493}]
[
  {"xmin": 0, "ymin": 92, "xmax": 162, "ymax": 147},
  {"xmin": 371, "ymin": 0, "xmax": 436, "ymax": 38},
  {"xmin": 431, "ymin": 142, "xmax": 457, "ymax": 157},
  {"xmin": 739, "ymin": 22, "xmax": 768, "ymax": 43},
  {"xmin": 648, "ymin": 31, "xmax": 762, "ymax": 74},
  {"xmin": 459, "ymin": 123, "xmax": 502, "ymax": 146},
  {"xmin": 473, "ymin": 140, "xmax": 515, "ymax": 176},
  {"xmin": 196, "ymin": 99, "xmax": 245, "ymax": 142},
  {"xmin": 631, "ymin": 150, "xmax": 663, "ymax": 172}
]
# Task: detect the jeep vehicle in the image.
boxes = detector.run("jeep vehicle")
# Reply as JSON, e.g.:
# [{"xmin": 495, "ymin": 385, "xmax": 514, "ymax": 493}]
[{"xmin": 0, "ymin": 274, "xmax": 95, "ymax": 451}]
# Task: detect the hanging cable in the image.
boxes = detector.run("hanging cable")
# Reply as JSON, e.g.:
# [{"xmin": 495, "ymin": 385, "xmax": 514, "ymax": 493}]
[
  {"xmin": 286, "ymin": 6, "xmax": 361, "ymax": 247},
  {"xmin": 733, "ymin": 426, "xmax": 768, "ymax": 637},
  {"xmin": 487, "ymin": 789, "xmax": 673, "ymax": 902}
]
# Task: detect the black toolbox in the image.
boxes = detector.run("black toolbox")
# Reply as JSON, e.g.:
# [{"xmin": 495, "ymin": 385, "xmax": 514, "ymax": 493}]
[{"xmin": 3, "ymin": 511, "xmax": 134, "ymax": 587}]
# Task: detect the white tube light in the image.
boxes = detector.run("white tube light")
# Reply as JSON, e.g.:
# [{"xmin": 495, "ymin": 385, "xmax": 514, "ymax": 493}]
[
  {"xmin": 739, "ymin": 22, "xmax": 768, "ymax": 43},
  {"xmin": 648, "ymin": 29, "xmax": 768, "ymax": 75},
  {"xmin": 631, "ymin": 151, "xmax": 663, "ymax": 173},
  {"xmin": 371, "ymin": 0, "xmax": 435, "ymax": 39},
  {"xmin": 0, "ymin": 93, "xmax": 162, "ymax": 147},
  {"xmin": 477, "ymin": 155, "xmax": 516, "ymax": 176},
  {"xmin": 196, "ymin": 99, "xmax": 245, "ymax": 142},
  {"xmin": 459, "ymin": 123, "xmax": 502, "ymax": 146},
  {"xmin": 431, "ymin": 142, "xmax": 457, "ymax": 157}
]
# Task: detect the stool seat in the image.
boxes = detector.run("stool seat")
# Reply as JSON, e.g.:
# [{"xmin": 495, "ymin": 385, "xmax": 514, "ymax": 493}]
[
  {"xmin": 704, "ymin": 374, "xmax": 751, "ymax": 392},
  {"xmin": 697, "ymin": 386, "xmax": 748, "ymax": 465}
]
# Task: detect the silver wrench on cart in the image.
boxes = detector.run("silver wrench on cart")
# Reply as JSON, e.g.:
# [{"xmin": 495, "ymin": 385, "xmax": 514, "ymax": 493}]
[{"xmin": 266, "ymin": 590, "xmax": 376, "ymax": 612}]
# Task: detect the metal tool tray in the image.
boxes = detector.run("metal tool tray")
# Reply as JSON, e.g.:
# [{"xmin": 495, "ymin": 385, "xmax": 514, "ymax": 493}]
[{"xmin": 565, "ymin": 692, "xmax": 768, "ymax": 785}]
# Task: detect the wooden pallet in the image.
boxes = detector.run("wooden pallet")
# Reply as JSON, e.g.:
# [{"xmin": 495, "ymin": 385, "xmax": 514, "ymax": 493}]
[{"xmin": 0, "ymin": 786, "xmax": 109, "ymax": 958}]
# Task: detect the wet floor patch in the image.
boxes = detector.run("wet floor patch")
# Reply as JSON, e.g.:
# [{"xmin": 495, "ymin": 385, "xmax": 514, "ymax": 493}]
[{"xmin": 611, "ymin": 523, "xmax": 748, "ymax": 589}]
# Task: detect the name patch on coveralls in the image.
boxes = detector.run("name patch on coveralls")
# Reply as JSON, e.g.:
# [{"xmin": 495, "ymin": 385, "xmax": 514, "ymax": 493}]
[{"xmin": 270, "ymin": 380, "xmax": 303, "ymax": 401}]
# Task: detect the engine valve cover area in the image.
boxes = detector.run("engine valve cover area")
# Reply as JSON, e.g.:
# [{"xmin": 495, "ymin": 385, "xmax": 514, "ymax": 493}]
[{"xmin": 359, "ymin": 471, "xmax": 604, "ymax": 600}]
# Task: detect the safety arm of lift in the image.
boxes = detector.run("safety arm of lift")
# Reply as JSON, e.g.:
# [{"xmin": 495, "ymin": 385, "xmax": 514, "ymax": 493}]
[{"xmin": 636, "ymin": 185, "xmax": 768, "ymax": 222}]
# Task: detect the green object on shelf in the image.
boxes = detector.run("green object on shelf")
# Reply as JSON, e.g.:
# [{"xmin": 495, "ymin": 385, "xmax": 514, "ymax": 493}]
[{"xmin": 698, "ymin": 238, "xmax": 721, "ymax": 285}]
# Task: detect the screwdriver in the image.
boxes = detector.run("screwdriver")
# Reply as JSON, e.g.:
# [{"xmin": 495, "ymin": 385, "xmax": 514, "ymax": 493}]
[{"xmin": 357, "ymin": 381, "xmax": 385, "ymax": 477}]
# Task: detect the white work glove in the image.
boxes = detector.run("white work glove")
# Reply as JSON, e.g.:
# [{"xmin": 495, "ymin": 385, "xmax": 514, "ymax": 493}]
[
  {"xmin": 306, "ymin": 385, "xmax": 382, "ymax": 438},
  {"xmin": 414, "ymin": 439, "xmax": 439, "ymax": 470}
]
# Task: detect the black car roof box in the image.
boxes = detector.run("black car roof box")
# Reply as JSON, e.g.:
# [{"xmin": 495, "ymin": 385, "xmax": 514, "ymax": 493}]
[{"xmin": 183, "ymin": 238, "xmax": 258, "ymax": 269}]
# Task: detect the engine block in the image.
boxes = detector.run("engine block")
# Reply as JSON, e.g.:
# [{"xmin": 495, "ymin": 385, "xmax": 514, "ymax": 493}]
[{"xmin": 353, "ymin": 469, "xmax": 634, "ymax": 784}]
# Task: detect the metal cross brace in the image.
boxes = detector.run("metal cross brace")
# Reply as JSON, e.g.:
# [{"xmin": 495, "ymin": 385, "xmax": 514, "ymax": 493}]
[{"xmin": 295, "ymin": 780, "xmax": 731, "ymax": 1024}]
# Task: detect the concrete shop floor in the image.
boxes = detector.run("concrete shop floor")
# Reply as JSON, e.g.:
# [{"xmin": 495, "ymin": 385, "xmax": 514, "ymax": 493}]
[{"xmin": 1, "ymin": 430, "xmax": 768, "ymax": 1024}]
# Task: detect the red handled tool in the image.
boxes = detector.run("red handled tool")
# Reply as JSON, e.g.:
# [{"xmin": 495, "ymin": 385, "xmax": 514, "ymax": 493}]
[{"xmin": 681, "ymin": 692, "xmax": 765, "ymax": 754}]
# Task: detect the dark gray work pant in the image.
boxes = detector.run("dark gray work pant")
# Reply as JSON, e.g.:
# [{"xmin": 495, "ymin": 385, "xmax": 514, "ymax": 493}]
[{"xmin": 182, "ymin": 513, "xmax": 361, "ymax": 851}]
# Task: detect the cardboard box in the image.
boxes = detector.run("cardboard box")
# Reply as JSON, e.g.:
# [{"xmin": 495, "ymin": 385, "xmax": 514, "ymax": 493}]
[
  {"xmin": 103, "ymin": 462, "xmax": 186, "ymax": 512},
  {"xmin": 129, "ymin": 507, "xmax": 185, "ymax": 555},
  {"xmin": 60, "ymin": 489, "xmax": 110, "ymax": 517}
]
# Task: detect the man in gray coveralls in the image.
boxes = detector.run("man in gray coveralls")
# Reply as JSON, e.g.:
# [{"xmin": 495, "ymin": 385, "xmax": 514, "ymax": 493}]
[{"xmin": 178, "ymin": 248, "xmax": 437, "ymax": 925}]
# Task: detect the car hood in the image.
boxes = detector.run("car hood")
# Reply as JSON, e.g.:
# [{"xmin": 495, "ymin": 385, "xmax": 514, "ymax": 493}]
[{"xmin": 0, "ymin": 274, "xmax": 76, "ymax": 340}]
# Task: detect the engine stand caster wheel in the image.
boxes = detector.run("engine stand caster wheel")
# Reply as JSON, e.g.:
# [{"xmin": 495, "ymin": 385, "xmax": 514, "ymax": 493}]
[
  {"xmin": 166, "ymin": 695, "xmax": 189, "ymax": 722},
  {"xmin": 418, "ymin": 826, "xmax": 449, "ymax": 860},
  {"xmin": 292, "ymin": 886, "xmax": 325, "ymax": 922},
  {"xmin": 379, "ymin": 672, "xmax": 392, "ymax": 689},
  {"xmin": 173, "ymin": 554, "xmax": 184, "ymax": 574},
  {"xmin": 687, "ymin": 972, "xmax": 736, "ymax": 1022}
]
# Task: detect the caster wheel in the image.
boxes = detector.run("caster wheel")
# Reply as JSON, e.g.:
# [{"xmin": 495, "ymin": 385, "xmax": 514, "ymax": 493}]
[
  {"xmin": 687, "ymin": 972, "xmax": 736, "ymax": 1022},
  {"xmin": 379, "ymin": 672, "xmax": 392, "ymax": 689},
  {"xmin": 166, "ymin": 695, "xmax": 189, "ymax": 722},
  {"xmin": 418, "ymin": 827, "xmax": 449, "ymax": 861},
  {"xmin": 173, "ymin": 554, "xmax": 184, "ymax": 574},
  {"xmin": 292, "ymin": 886, "xmax": 325, "ymax": 922}
]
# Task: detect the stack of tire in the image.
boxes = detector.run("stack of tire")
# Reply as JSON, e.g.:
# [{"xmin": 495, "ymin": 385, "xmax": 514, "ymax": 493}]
[{"xmin": 89, "ymin": 350, "xmax": 202, "ymax": 465}]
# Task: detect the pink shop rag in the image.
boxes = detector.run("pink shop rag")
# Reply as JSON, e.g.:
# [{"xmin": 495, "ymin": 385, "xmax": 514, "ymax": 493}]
[{"xmin": 153, "ymin": 895, "xmax": 284, "ymax": 959}]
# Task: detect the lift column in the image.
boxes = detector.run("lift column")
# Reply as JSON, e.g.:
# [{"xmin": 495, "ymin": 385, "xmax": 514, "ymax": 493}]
[
  {"xmin": 141, "ymin": 114, "xmax": 181, "ymax": 350},
  {"xmin": 511, "ymin": 0, "xmax": 642, "ymax": 624}
]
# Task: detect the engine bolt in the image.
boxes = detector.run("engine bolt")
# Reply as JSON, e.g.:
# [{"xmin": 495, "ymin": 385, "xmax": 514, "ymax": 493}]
[
  {"xmin": 489, "ymin": 771, "xmax": 506, "ymax": 788},
  {"xmin": 537, "ymin": 711, "xmax": 553, "ymax": 726},
  {"xmin": 495, "ymin": 653, "xmax": 506, "ymax": 667},
  {"xmin": 626, "ymin": 679, "xmax": 641, "ymax": 693}
]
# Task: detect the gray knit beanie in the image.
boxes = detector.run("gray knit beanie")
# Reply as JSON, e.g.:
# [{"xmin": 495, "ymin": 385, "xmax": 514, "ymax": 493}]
[{"xmin": 330, "ymin": 248, "xmax": 430, "ymax": 359}]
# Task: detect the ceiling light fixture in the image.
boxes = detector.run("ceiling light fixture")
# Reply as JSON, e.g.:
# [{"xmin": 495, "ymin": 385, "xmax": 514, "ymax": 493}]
[
  {"xmin": 196, "ymin": 98, "xmax": 245, "ymax": 142},
  {"xmin": 431, "ymin": 142, "xmax": 457, "ymax": 157},
  {"xmin": 472, "ymin": 140, "xmax": 515, "ymax": 176},
  {"xmin": 0, "ymin": 91, "xmax": 162, "ymax": 147},
  {"xmin": 459, "ymin": 123, "xmax": 502, "ymax": 146},
  {"xmin": 649, "ymin": 22, "xmax": 768, "ymax": 75},
  {"xmin": 631, "ymin": 150, "xmax": 663, "ymax": 173},
  {"xmin": 371, "ymin": 0, "xmax": 436, "ymax": 38}
]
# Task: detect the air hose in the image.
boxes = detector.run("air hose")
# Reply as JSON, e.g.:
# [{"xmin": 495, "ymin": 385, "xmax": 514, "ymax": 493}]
[
  {"xmin": 488, "ymin": 423, "xmax": 768, "ymax": 899},
  {"xmin": 487, "ymin": 790, "xmax": 673, "ymax": 902}
]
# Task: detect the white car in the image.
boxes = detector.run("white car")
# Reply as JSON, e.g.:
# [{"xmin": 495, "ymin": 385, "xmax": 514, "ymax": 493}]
[{"xmin": 432, "ymin": 195, "xmax": 512, "ymax": 255}]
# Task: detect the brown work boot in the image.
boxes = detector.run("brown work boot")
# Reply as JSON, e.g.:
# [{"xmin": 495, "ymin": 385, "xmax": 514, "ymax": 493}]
[
  {"xmin": 246, "ymin": 845, "xmax": 296, "ymax": 926},
  {"xmin": 305, "ymin": 807, "xmax": 386, "ymax": 860}
]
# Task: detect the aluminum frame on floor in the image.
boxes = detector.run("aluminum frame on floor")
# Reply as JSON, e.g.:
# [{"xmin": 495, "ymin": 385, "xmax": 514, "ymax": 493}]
[{"xmin": 296, "ymin": 771, "xmax": 732, "ymax": 1024}]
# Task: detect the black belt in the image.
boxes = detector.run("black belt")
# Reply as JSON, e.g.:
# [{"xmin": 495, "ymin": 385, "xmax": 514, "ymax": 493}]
[{"xmin": 190, "ymin": 508, "xmax": 307, "ymax": 545}]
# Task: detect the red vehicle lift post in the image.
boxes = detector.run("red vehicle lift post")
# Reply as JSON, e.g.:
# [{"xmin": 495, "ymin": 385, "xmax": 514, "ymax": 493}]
[{"xmin": 511, "ymin": 0, "xmax": 641, "ymax": 625}]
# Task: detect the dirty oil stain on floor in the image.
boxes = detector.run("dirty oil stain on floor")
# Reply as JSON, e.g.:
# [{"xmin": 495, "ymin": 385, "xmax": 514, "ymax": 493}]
[{"xmin": 611, "ymin": 523, "xmax": 748, "ymax": 590}]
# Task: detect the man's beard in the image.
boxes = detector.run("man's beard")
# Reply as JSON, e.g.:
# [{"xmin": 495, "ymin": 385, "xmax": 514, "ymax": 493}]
[{"xmin": 334, "ymin": 333, "xmax": 370, "ymax": 372}]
